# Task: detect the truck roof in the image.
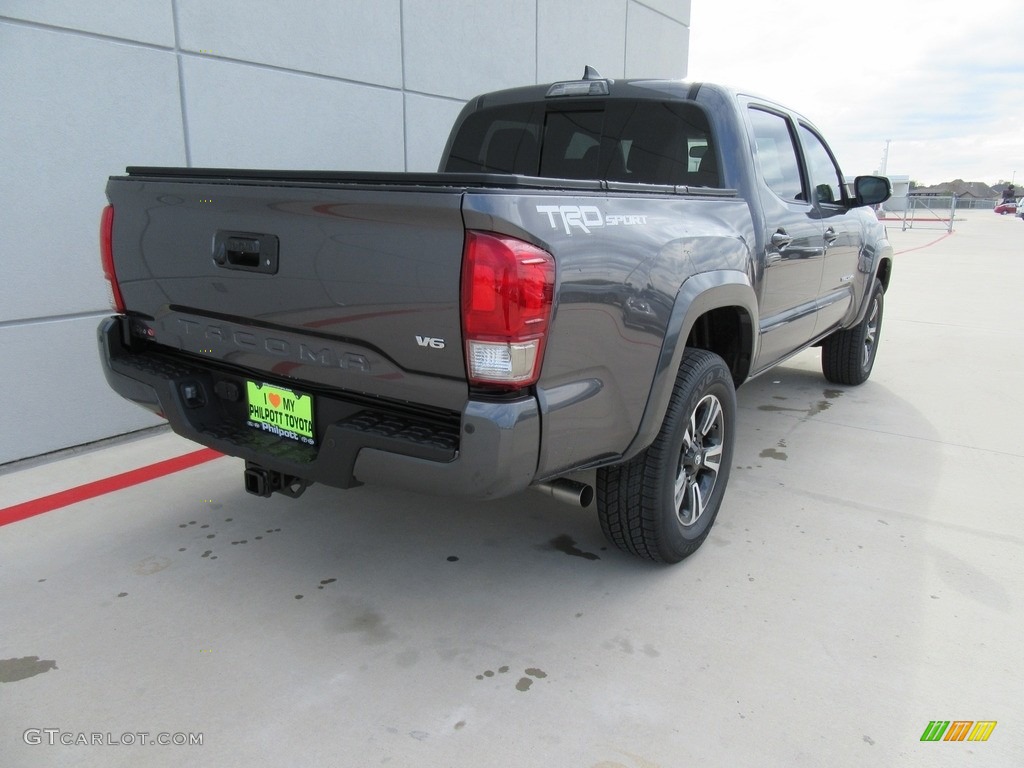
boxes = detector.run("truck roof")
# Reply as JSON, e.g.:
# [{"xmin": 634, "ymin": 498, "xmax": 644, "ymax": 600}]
[
  {"xmin": 465, "ymin": 72, "xmax": 817, "ymax": 135},
  {"xmin": 466, "ymin": 75, "xmax": 708, "ymax": 110}
]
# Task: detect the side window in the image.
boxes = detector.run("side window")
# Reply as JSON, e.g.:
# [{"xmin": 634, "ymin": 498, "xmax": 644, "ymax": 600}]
[
  {"xmin": 799, "ymin": 125, "xmax": 844, "ymax": 205},
  {"xmin": 687, "ymin": 140, "xmax": 709, "ymax": 172},
  {"xmin": 748, "ymin": 107, "xmax": 805, "ymax": 202}
]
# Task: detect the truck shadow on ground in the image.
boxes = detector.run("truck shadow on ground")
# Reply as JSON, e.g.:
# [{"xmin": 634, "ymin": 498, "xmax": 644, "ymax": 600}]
[{"xmin": 122, "ymin": 356, "xmax": 948, "ymax": 650}]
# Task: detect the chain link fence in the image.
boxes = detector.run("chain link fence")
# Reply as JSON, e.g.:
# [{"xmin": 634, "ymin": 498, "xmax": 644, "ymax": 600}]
[{"xmin": 901, "ymin": 195, "xmax": 957, "ymax": 232}]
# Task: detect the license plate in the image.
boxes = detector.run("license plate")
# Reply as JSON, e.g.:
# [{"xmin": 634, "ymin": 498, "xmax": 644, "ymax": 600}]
[{"xmin": 245, "ymin": 381, "xmax": 315, "ymax": 445}]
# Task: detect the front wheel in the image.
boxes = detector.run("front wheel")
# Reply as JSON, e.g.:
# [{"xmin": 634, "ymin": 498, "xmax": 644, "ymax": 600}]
[
  {"xmin": 596, "ymin": 348, "xmax": 736, "ymax": 563},
  {"xmin": 821, "ymin": 278, "xmax": 884, "ymax": 385}
]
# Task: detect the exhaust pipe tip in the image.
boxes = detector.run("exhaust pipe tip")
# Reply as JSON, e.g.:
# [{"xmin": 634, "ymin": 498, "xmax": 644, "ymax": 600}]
[{"xmin": 532, "ymin": 479, "xmax": 594, "ymax": 508}]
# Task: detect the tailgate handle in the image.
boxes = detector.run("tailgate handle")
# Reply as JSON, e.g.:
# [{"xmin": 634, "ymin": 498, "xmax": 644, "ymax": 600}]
[{"xmin": 213, "ymin": 232, "xmax": 279, "ymax": 274}]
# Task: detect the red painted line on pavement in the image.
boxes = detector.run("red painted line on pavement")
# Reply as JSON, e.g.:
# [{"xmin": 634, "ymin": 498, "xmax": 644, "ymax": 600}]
[
  {"xmin": 0, "ymin": 448, "xmax": 223, "ymax": 527},
  {"xmin": 895, "ymin": 231, "xmax": 955, "ymax": 255}
]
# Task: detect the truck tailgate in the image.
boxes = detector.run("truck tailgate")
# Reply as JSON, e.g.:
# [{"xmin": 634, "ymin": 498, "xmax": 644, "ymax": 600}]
[{"xmin": 106, "ymin": 176, "xmax": 468, "ymax": 412}]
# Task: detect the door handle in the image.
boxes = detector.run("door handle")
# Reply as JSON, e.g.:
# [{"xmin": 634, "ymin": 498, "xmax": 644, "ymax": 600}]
[
  {"xmin": 824, "ymin": 227, "xmax": 838, "ymax": 246},
  {"xmin": 770, "ymin": 230, "xmax": 793, "ymax": 250}
]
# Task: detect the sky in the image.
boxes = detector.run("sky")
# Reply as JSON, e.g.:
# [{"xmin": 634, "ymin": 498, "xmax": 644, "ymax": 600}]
[{"xmin": 687, "ymin": 0, "xmax": 1024, "ymax": 187}]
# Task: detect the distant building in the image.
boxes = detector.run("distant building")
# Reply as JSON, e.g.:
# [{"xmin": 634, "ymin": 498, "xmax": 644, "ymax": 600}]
[
  {"xmin": 883, "ymin": 175, "xmax": 910, "ymax": 212},
  {"xmin": 910, "ymin": 180, "xmax": 999, "ymax": 199}
]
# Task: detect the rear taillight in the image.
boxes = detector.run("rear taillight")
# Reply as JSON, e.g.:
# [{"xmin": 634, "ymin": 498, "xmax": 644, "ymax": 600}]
[
  {"xmin": 461, "ymin": 230, "xmax": 555, "ymax": 387},
  {"xmin": 100, "ymin": 204, "xmax": 125, "ymax": 313}
]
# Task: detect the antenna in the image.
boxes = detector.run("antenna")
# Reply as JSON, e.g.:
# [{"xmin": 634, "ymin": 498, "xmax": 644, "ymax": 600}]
[{"xmin": 582, "ymin": 66, "xmax": 602, "ymax": 81}]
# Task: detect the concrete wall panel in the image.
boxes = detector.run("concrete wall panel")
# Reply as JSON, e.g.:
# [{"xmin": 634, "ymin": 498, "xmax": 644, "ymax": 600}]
[
  {"xmin": 403, "ymin": 0, "xmax": 536, "ymax": 100},
  {"xmin": 0, "ymin": 23, "xmax": 185, "ymax": 324},
  {"xmin": 635, "ymin": 0, "xmax": 691, "ymax": 24},
  {"xmin": 537, "ymin": 0, "xmax": 626, "ymax": 83},
  {"xmin": 0, "ymin": 0, "xmax": 174, "ymax": 46},
  {"xmin": 404, "ymin": 94, "xmax": 466, "ymax": 172},
  {"xmin": 176, "ymin": 0, "xmax": 403, "ymax": 88},
  {"xmin": 183, "ymin": 58, "xmax": 405, "ymax": 171},
  {"xmin": 626, "ymin": 2, "xmax": 689, "ymax": 78},
  {"xmin": 0, "ymin": 317, "xmax": 163, "ymax": 465}
]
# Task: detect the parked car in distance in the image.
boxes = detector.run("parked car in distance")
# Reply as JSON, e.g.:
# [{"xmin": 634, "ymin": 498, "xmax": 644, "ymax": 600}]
[{"xmin": 994, "ymin": 200, "xmax": 1018, "ymax": 214}]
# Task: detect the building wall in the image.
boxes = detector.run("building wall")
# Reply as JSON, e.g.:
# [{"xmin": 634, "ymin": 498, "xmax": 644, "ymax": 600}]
[{"xmin": 0, "ymin": 0, "xmax": 690, "ymax": 465}]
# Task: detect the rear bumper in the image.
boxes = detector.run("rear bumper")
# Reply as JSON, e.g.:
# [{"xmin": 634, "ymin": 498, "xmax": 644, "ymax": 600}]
[{"xmin": 98, "ymin": 316, "xmax": 540, "ymax": 499}]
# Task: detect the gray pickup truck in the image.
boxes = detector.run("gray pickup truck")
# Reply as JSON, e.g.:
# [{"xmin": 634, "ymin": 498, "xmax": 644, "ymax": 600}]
[{"xmin": 99, "ymin": 70, "xmax": 892, "ymax": 563}]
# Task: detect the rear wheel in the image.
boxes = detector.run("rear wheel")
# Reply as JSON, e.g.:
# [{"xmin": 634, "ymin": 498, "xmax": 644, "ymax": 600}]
[
  {"xmin": 821, "ymin": 278, "xmax": 884, "ymax": 385},
  {"xmin": 596, "ymin": 348, "xmax": 736, "ymax": 563}
]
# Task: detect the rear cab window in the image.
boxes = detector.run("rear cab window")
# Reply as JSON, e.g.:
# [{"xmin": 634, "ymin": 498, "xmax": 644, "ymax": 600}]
[{"xmin": 445, "ymin": 99, "xmax": 721, "ymax": 188}]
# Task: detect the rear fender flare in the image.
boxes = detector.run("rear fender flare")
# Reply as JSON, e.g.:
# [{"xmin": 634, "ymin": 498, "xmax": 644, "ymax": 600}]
[{"xmin": 622, "ymin": 271, "xmax": 757, "ymax": 461}]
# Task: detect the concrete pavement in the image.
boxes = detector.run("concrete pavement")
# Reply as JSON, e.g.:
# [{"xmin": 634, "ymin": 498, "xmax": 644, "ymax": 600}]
[{"xmin": 1, "ymin": 211, "xmax": 1021, "ymax": 767}]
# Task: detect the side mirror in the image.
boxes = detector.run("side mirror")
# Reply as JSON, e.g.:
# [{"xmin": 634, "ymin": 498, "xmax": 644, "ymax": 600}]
[{"xmin": 853, "ymin": 175, "xmax": 892, "ymax": 207}]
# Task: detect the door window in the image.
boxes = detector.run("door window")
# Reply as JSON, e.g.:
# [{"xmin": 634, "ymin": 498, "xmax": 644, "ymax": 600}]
[
  {"xmin": 748, "ymin": 108, "xmax": 805, "ymax": 202},
  {"xmin": 799, "ymin": 125, "xmax": 844, "ymax": 205}
]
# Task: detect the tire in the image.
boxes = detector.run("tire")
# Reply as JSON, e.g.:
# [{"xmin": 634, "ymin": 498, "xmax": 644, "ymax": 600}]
[
  {"xmin": 821, "ymin": 278, "xmax": 884, "ymax": 386},
  {"xmin": 596, "ymin": 348, "xmax": 736, "ymax": 563}
]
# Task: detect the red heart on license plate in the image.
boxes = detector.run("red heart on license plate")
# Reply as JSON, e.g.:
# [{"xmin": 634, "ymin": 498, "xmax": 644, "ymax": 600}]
[{"xmin": 268, "ymin": 393, "xmax": 282, "ymax": 408}]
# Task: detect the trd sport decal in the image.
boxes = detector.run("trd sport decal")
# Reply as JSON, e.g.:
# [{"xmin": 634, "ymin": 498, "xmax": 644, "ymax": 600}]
[{"xmin": 537, "ymin": 204, "xmax": 647, "ymax": 235}]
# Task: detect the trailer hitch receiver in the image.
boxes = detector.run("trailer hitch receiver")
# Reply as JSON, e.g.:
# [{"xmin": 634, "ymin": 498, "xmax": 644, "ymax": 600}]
[{"xmin": 243, "ymin": 462, "xmax": 311, "ymax": 499}]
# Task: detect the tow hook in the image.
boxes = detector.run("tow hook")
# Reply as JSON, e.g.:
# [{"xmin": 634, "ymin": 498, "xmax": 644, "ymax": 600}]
[{"xmin": 243, "ymin": 462, "xmax": 311, "ymax": 499}]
